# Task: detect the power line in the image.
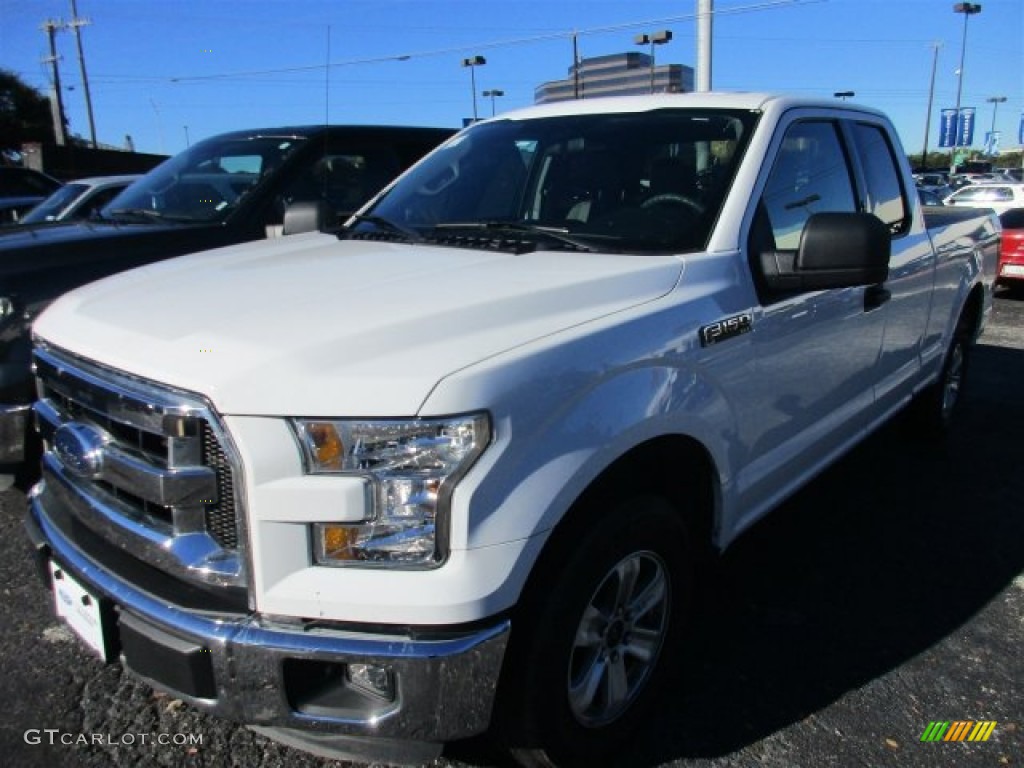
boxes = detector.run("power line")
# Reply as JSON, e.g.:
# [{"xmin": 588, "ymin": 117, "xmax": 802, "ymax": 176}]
[{"xmin": 165, "ymin": 0, "xmax": 823, "ymax": 83}]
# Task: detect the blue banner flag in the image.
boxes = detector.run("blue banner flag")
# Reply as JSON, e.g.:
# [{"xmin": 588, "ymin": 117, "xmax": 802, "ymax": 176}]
[
  {"xmin": 957, "ymin": 107, "xmax": 975, "ymax": 147},
  {"xmin": 1019, "ymin": 111, "xmax": 1024, "ymax": 145},
  {"xmin": 939, "ymin": 108, "xmax": 959, "ymax": 148}
]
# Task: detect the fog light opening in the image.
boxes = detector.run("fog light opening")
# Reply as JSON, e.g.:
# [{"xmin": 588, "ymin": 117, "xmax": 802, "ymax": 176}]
[{"xmin": 347, "ymin": 663, "xmax": 395, "ymax": 701}]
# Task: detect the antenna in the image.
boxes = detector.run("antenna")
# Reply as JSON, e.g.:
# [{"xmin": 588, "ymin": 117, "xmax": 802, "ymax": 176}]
[{"xmin": 325, "ymin": 25, "xmax": 331, "ymax": 129}]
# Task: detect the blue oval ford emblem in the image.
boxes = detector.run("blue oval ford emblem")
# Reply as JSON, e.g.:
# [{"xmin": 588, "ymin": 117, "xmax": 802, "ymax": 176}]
[{"xmin": 53, "ymin": 423, "xmax": 107, "ymax": 479}]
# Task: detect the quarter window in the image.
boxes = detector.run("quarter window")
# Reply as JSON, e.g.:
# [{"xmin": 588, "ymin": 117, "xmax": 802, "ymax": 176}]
[{"xmin": 851, "ymin": 123, "xmax": 908, "ymax": 234}]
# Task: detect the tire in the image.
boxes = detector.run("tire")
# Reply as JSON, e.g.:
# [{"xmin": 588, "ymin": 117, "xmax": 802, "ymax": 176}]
[
  {"xmin": 911, "ymin": 320, "xmax": 971, "ymax": 439},
  {"xmin": 497, "ymin": 495, "xmax": 693, "ymax": 768}
]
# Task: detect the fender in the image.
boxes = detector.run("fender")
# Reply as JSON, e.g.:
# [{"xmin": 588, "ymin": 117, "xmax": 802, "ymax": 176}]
[{"xmin": 423, "ymin": 297, "xmax": 741, "ymax": 556}]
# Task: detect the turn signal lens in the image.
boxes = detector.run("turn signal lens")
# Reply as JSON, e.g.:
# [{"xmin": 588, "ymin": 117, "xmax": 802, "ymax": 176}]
[{"xmin": 304, "ymin": 422, "xmax": 344, "ymax": 470}]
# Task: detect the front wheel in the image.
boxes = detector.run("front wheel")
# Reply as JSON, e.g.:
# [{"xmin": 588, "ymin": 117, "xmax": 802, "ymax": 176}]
[{"xmin": 497, "ymin": 495, "xmax": 693, "ymax": 767}]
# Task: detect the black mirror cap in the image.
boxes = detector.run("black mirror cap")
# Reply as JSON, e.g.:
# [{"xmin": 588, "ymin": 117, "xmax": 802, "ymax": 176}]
[{"xmin": 795, "ymin": 212, "xmax": 890, "ymax": 288}]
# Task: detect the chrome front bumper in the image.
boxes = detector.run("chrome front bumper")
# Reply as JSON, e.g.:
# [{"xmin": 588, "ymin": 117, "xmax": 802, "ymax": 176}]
[
  {"xmin": 0, "ymin": 402, "xmax": 30, "ymax": 463},
  {"xmin": 26, "ymin": 482, "xmax": 510, "ymax": 762}
]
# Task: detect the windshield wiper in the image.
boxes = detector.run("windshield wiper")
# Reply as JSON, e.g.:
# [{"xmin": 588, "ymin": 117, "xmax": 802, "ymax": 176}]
[
  {"xmin": 433, "ymin": 221, "xmax": 603, "ymax": 252},
  {"xmin": 107, "ymin": 208, "xmax": 198, "ymax": 224},
  {"xmin": 106, "ymin": 208, "xmax": 168, "ymax": 223},
  {"xmin": 345, "ymin": 213, "xmax": 424, "ymax": 242}
]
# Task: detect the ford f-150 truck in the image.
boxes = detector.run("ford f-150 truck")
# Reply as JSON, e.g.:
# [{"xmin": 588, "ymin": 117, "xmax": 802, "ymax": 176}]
[
  {"xmin": 25, "ymin": 94, "xmax": 999, "ymax": 766},
  {"xmin": 0, "ymin": 125, "xmax": 452, "ymax": 473}
]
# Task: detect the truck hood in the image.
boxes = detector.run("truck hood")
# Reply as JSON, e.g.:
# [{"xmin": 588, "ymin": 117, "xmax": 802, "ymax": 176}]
[{"xmin": 34, "ymin": 234, "xmax": 683, "ymax": 416}]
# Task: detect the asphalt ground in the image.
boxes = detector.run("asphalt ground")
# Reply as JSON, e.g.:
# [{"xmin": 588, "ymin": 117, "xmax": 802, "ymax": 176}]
[{"xmin": 1, "ymin": 291, "xmax": 1022, "ymax": 768}]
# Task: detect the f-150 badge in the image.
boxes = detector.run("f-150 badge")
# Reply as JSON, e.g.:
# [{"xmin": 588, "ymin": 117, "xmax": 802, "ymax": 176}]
[{"xmin": 699, "ymin": 312, "xmax": 753, "ymax": 347}]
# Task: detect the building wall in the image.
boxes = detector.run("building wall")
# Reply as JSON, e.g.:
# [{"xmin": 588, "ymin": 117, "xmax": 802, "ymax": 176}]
[{"xmin": 535, "ymin": 52, "xmax": 695, "ymax": 103}]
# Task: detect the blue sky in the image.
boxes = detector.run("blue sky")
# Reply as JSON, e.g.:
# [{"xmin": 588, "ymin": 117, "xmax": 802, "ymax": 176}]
[{"xmin": 1, "ymin": 0, "xmax": 1021, "ymax": 158}]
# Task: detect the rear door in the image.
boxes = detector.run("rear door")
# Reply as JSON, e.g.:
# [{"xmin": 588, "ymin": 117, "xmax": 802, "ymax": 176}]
[
  {"xmin": 846, "ymin": 120, "xmax": 935, "ymax": 414},
  {"xmin": 735, "ymin": 113, "xmax": 886, "ymax": 520}
]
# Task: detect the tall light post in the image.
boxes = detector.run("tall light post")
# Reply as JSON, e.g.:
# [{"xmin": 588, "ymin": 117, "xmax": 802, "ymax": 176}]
[
  {"xmin": 950, "ymin": 2, "xmax": 982, "ymax": 173},
  {"xmin": 986, "ymin": 95, "xmax": 1006, "ymax": 155},
  {"xmin": 633, "ymin": 30, "xmax": 672, "ymax": 94},
  {"xmin": 482, "ymin": 89, "xmax": 504, "ymax": 117},
  {"xmin": 461, "ymin": 55, "xmax": 486, "ymax": 122},
  {"xmin": 833, "ymin": 91, "xmax": 855, "ymax": 101}
]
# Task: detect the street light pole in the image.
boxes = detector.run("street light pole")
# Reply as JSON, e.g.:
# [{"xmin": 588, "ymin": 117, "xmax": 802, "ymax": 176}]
[
  {"xmin": 482, "ymin": 89, "xmax": 504, "ymax": 117},
  {"xmin": 633, "ymin": 30, "xmax": 672, "ymax": 94},
  {"xmin": 950, "ymin": 2, "xmax": 982, "ymax": 174},
  {"xmin": 461, "ymin": 56, "xmax": 486, "ymax": 122}
]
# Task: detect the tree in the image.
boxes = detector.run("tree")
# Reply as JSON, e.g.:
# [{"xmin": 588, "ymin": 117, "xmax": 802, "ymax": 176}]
[{"xmin": 0, "ymin": 69, "xmax": 55, "ymax": 161}]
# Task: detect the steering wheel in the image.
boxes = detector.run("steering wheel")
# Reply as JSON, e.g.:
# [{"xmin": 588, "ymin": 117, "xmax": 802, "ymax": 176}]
[{"xmin": 641, "ymin": 193, "xmax": 705, "ymax": 214}]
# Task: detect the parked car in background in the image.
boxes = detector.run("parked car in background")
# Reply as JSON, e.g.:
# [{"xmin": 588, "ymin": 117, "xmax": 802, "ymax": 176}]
[
  {"xmin": 943, "ymin": 182, "xmax": 1024, "ymax": 214},
  {"xmin": 918, "ymin": 187, "xmax": 946, "ymax": 206},
  {"xmin": 0, "ymin": 167, "xmax": 62, "ymax": 224},
  {"xmin": 0, "ymin": 124, "xmax": 454, "ymax": 474},
  {"xmin": 16, "ymin": 175, "xmax": 140, "ymax": 226},
  {"xmin": 996, "ymin": 208, "xmax": 1024, "ymax": 288},
  {"xmin": 914, "ymin": 172, "xmax": 948, "ymax": 188}
]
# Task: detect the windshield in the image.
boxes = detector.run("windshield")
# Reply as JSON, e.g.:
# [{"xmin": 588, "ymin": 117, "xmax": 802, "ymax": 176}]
[
  {"xmin": 359, "ymin": 109, "xmax": 757, "ymax": 253},
  {"xmin": 103, "ymin": 135, "xmax": 307, "ymax": 223},
  {"xmin": 20, "ymin": 183, "xmax": 88, "ymax": 223}
]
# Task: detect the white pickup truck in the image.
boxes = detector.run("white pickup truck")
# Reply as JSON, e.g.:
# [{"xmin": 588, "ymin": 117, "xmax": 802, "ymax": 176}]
[{"xmin": 26, "ymin": 93, "xmax": 999, "ymax": 766}]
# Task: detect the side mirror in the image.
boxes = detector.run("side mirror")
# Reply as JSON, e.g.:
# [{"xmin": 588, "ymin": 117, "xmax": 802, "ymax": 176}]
[
  {"xmin": 758, "ymin": 212, "xmax": 890, "ymax": 294},
  {"xmin": 282, "ymin": 200, "xmax": 334, "ymax": 235}
]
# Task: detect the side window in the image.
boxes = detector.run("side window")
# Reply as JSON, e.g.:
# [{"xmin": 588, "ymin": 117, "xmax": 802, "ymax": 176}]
[
  {"xmin": 762, "ymin": 121, "xmax": 856, "ymax": 249},
  {"xmin": 851, "ymin": 123, "xmax": 908, "ymax": 234},
  {"xmin": 279, "ymin": 146, "xmax": 402, "ymax": 219}
]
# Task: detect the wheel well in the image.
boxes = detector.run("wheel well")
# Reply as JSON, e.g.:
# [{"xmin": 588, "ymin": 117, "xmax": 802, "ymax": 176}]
[
  {"xmin": 575, "ymin": 436, "xmax": 716, "ymax": 547},
  {"xmin": 519, "ymin": 436, "xmax": 718, "ymax": 610},
  {"xmin": 960, "ymin": 283, "xmax": 985, "ymax": 341}
]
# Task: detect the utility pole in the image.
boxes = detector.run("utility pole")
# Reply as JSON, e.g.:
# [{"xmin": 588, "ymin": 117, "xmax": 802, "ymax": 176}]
[
  {"xmin": 68, "ymin": 0, "xmax": 98, "ymax": 148},
  {"xmin": 41, "ymin": 19, "xmax": 68, "ymax": 146}
]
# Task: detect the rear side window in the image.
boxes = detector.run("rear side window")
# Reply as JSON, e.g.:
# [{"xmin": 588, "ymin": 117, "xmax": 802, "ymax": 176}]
[
  {"xmin": 761, "ymin": 121, "xmax": 856, "ymax": 249},
  {"xmin": 851, "ymin": 123, "xmax": 908, "ymax": 234}
]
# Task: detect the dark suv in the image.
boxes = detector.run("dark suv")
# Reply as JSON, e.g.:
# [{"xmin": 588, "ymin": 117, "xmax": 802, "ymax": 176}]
[{"xmin": 0, "ymin": 125, "xmax": 454, "ymax": 473}]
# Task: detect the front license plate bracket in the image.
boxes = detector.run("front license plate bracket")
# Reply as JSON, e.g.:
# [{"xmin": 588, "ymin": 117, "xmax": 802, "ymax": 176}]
[{"xmin": 49, "ymin": 560, "xmax": 118, "ymax": 663}]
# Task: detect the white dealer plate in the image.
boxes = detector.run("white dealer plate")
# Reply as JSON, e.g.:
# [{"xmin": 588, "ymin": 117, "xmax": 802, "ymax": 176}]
[
  {"xmin": 1001, "ymin": 264, "xmax": 1024, "ymax": 277},
  {"xmin": 49, "ymin": 561, "xmax": 112, "ymax": 662}
]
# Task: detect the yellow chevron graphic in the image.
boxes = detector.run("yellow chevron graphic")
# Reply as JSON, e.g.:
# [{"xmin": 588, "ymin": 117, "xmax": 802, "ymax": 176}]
[{"xmin": 939, "ymin": 720, "xmax": 997, "ymax": 742}]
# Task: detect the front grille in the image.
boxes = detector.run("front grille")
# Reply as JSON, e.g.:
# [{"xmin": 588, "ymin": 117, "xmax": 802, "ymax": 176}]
[
  {"xmin": 202, "ymin": 422, "xmax": 238, "ymax": 549},
  {"xmin": 32, "ymin": 344, "xmax": 246, "ymax": 590}
]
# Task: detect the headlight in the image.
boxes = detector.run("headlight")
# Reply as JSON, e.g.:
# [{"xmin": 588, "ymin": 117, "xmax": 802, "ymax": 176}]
[{"xmin": 292, "ymin": 413, "xmax": 490, "ymax": 568}]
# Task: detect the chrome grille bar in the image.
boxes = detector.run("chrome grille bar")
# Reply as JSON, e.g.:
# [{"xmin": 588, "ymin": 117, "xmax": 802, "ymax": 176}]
[{"xmin": 31, "ymin": 344, "xmax": 246, "ymax": 590}]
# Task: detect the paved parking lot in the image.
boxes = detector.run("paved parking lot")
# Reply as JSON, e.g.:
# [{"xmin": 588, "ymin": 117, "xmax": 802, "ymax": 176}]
[{"xmin": 1, "ymin": 293, "xmax": 1021, "ymax": 768}]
